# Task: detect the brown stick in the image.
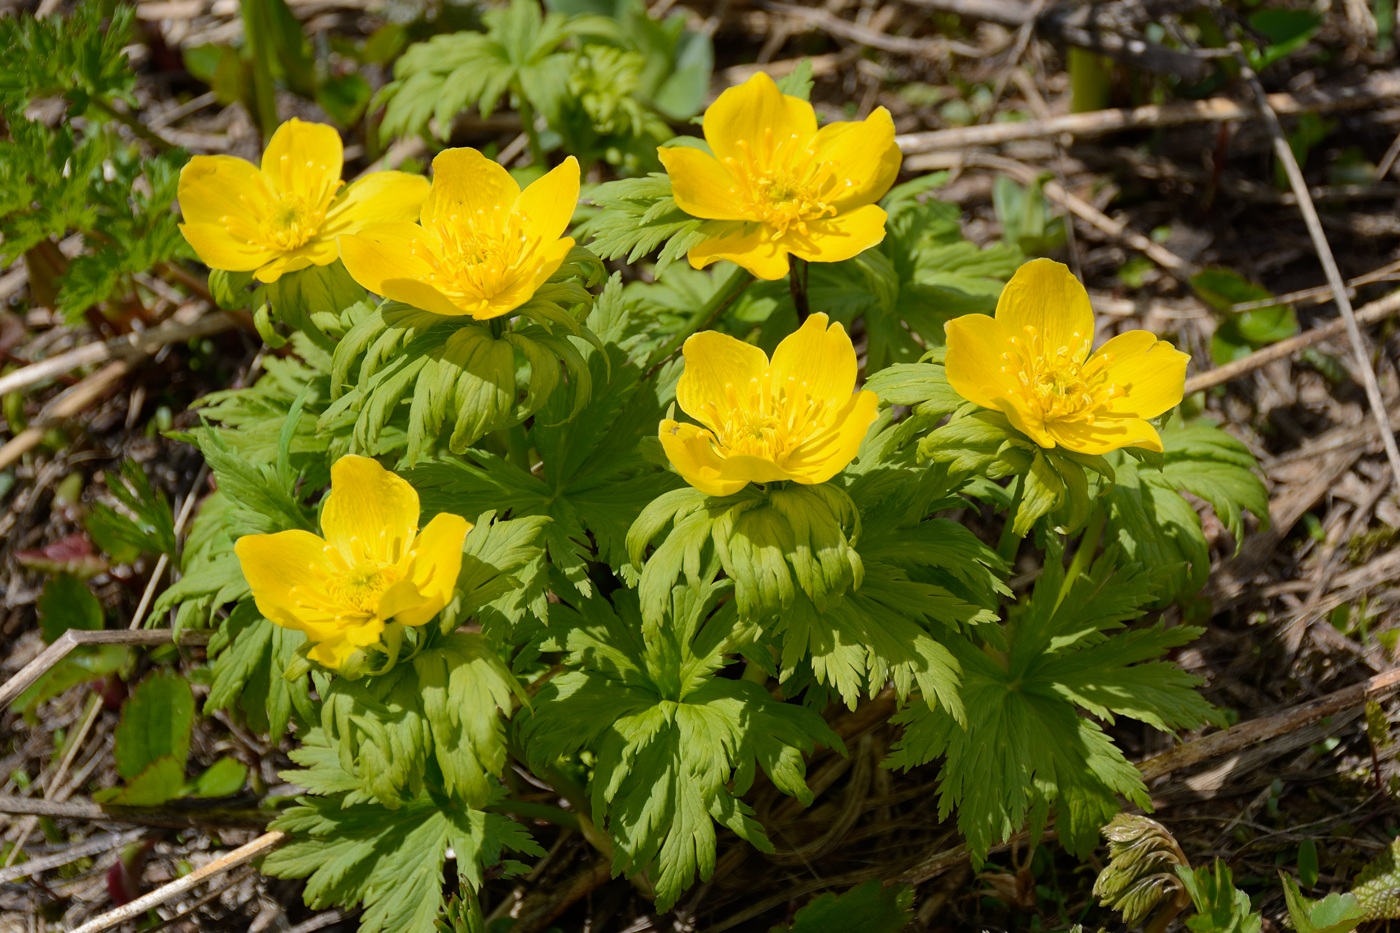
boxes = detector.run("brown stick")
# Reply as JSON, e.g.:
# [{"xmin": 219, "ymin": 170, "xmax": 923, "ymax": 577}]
[
  {"xmin": 0, "ymin": 795, "xmax": 269, "ymax": 829},
  {"xmin": 65, "ymin": 831, "xmax": 286, "ymax": 933},
  {"xmin": 1213, "ymin": 8, "xmax": 1400, "ymax": 492},
  {"xmin": 0, "ymin": 629, "xmax": 210, "ymax": 711},
  {"xmin": 1184, "ymin": 288, "xmax": 1400, "ymax": 395},
  {"xmin": 895, "ymin": 70, "xmax": 1400, "ymax": 153}
]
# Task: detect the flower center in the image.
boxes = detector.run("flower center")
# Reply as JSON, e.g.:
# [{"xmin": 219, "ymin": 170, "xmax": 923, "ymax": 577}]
[
  {"xmin": 327, "ymin": 564, "xmax": 400, "ymax": 616},
  {"xmin": 261, "ymin": 195, "xmax": 326, "ymax": 252},
  {"xmin": 424, "ymin": 209, "xmax": 529, "ymax": 309},
  {"xmin": 702, "ymin": 371, "xmax": 835, "ymax": 462},
  {"xmin": 1002, "ymin": 325, "xmax": 1117, "ymax": 425},
  {"xmin": 722, "ymin": 133, "xmax": 842, "ymax": 239}
]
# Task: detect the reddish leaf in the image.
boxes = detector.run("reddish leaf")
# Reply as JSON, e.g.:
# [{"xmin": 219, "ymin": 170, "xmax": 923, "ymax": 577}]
[{"xmin": 16, "ymin": 533, "xmax": 109, "ymax": 579}]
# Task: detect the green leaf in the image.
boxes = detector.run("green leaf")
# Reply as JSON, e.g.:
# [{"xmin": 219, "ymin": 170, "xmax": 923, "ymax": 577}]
[
  {"xmin": 188, "ymin": 757, "xmax": 249, "ymax": 799},
  {"xmin": 1351, "ymin": 837, "xmax": 1400, "ymax": 919},
  {"xmin": 773, "ymin": 60, "xmax": 813, "ymax": 100},
  {"xmin": 1176, "ymin": 861, "xmax": 1261, "ymax": 933},
  {"xmin": 205, "ymin": 602, "xmax": 313, "ymax": 736},
  {"xmin": 264, "ymin": 790, "xmax": 542, "ymax": 933},
  {"xmin": 577, "ymin": 174, "xmax": 707, "ymax": 272},
  {"xmin": 414, "ymin": 633, "xmax": 522, "ymax": 808},
  {"xmin": 37, "ymin": 574, "xmax": 103, "ymax": 643},
  {"xmin": 1193, "ymin": 267, "xmax": 1299, "ymax": 365},
  {"xmin": 1280, "ymin": 873, "xmax": 1364, "ymax": 933},
  {"xmin": 1155, "ymin": 420, "xmax": 1270, "ymax": 548},
  {"xmin": 12, "ymin": 645, "xmax": 129, "ymax": 717},
  {"xmin": 772, "ymin": 879, "xmax": 914, "ymax": 933},
  {"xmin": 86, "ymin": 459, "xmax": 178, "ymax": 562},
  {"xmin": 113, "ymin": 671, "xmax": 195, "ymax": 781},
  {"xmin": 887, "ymin": 552, "xmax": 1215, "ymax": 862},
  {"xmin": 94, "ymin": 756, "xmax": 187, "ymax": 806},
  {"xmin": 1093, "ymin": 815, "xmax": 1191, "ymax": 928},
  {"xmin": 520, "ymin": 587, "xmax": 840, "ymax": 911}
]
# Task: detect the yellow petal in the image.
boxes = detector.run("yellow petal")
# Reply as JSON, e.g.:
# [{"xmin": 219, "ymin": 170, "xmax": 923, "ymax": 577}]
[
  {"xmin": 234, "ymin": 530, "xmax": 337, "ymax": 631},
  {"xmin": 659, "ymin": 420, "xmax": 752, "ymax": 497},
  {"xmin": 306, "ymin": 618, "xmax": 385, "ymax": 670},
  {"xmin": 375, "ymin": 579, "xmax": 431, "ymax": 627},
  {"xmin": 252, "ymin": 236, "xmax": 339, "ymax": 284},
  {"xmin": 1046, "ymin": 416, "xmax": 1163, "ymax": 455},
  {"xmin": 995, "ymin": 259, "xmax": 1096, "ymax": 364},
  {"xmin": 703, "ymin": 72, "xmax": 818, "ymax": 165},
  {"xmin": 808, "ymin": 107, "xmax": 902, "ymax": 211},
  {"xmin": 788, "ymin": 204, "xmax": 888, "ymax": 264},
  {"xmin": 320, "ymin": 455, "xmax": 420, "ymax": 567},
  {"xmin": 782, "ymin": 389, "xmax": 878, "ymax": 483},
  {"xmin": 944, "ymin": 313, "xmax": 1016, "ymax": 412},
  {"xmin": 768, "ymin": 313, "xmax": 857, "ymax": 409},
  {"xmin": 179, "ymin": 222, "xmax": 278, "ymax": 273},
  {"xmin": 1094, "ymin": 330, "xmax": 1189, "ymax": 419},
  {"xmin": 472, "ymin": 235, "xmax": 575, "ymax": 321},
  {"xmin": 394, "ymin": 512, "xmax": 470, "ymax": 626},
  {"xmin": 944, "ymin": 313, "xmax": 1055, "ymax": 446},
  {"xmin": 658, "ymin": 146, "xmax": 749, "ymax": 221},
  {"xmin": 339, "ymin": 225, "xmax": 470, "ymax": 317},
  {"xmin": 422, "ymin": 147, "xmax": 519, "ymax": 230},
  {"xmin": 514, "ymin": 156, "xmax": 579, "ymax": 245},
  {"xmin": 688, "ymin": 223, "xmax": 790, "ymax": 280},
  {"xmin": 178, "ymin": 154, "xmax": 273, "ymax": 235},
  {"xmin": 322, "ymin": 171, "xmax": 430, "ymax": 236},
  {"xmin": 675, "ymin": 328, "xmax": 769, "ymax": 431},
  {"xmin": 260, "ymin": 118, "xmax": 344, "ymax": 206}
]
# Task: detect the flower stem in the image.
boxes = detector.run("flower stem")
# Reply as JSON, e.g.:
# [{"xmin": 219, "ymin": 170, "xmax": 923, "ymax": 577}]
[
  {"xmin": 240, "ymin": 0, "xmax": 282, "ymax": 142},
  {"xmin": 646, "ymin": 263, "xmax": 752, "ymax": 372},
  {"xmin": 996, "ymin": 474, "xmax": 1025, "ymax": 565},
  {"xmin": 1057, "ymin": 509, "xmax": 1106, "ymax": 609},
  {"xmin": 789, "ymin": 257, "xmax": 810, "ymax": 322}
]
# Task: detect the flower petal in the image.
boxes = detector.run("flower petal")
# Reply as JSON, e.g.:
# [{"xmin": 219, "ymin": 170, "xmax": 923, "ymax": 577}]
[
  {"xmin": 323, "ymin": 171, "xmax": 430, "ymax": 236},
  {"xmin": 781, "ymin": 389, "xmax": 878, "ymax": 483},
  {"xmin": 808, "ymin": 106, "xmax": 902, "ymax": 211},
  {"xmin": 234, "ymin": 529, "xmax": 338, "ymax": 631},
  {"xmin": 769, "ymin": 313, "xmax": 857, "ymax": 409},
  {"xmin": 1093, "ymin": 330, "xmax": 1190, "ymax": 419},
  {"xmin": 320, "ymin": 455, "xmax": 421, "ymax": 566},
  {"xmin": 260, "ymin": 118, "xmax": 344, "ymax": 206},
  {"xmin": 787, "ymin": 204, "xmax": 888, "ymax": 264},
  {"xmin": 703, "ymin": 72, "xmax": 818, "ymax": 165},
  {"xmin": 339, "ymin": 224, "xmax": 470, "ymax": 317},
  {"xmin": 306, "ymin": 618, "xmax": 385, "ymax": 670},
  {"xmin": 178, "ymin": 154, "xmax": 272, "ymax": 233},
  {"xmin": 179, "ymin": 222, "xmax": 278, "ymax": 273},
  {"xmin": 945, "ymin": 312, "xmax": 1054, "ymax": 447},
  {"xmin": 994, "ymin": 259, "xmax": 1096, "ymax": 364},
  {"xmin": 514, "ymin": 156, "xmax": 579, "ymax": 245},
  {"xmin": 1046, "ymin": 416, "xmax": 1163, "ymax": 455},
  {"xmin": 688, "ymin": 222, "xmax": 790, "ymax": 280},
  {"xmin": 658, "ymin": 146, "xmax": 749, "ymax": 221},
  {"xmin": 675, "ymin": 328, "xmax": 770, "ymax": 430},
  {"xmin": 659, "ymin": 420, "xmax": 753, "ymax": 497},
  {"xmin": 251, "ymin": 236, "xmax": 339, "ymax": 283},
  {"xmin": 422, "ymin": 147, "xmax": 519, "ymax": 231},
  {"xmin": 389, "ymin": 512, "xmax": 471, "ymax": 626},
  {"xmin": 472, "ymin": 235, "xmax": 575, "ymax": 321}
]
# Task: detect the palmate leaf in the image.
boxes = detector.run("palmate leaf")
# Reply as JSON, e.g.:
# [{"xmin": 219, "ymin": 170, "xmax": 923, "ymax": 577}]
[
  {"xmin": 323, "ymin": 267, "xmax": 599, "ymax": 463},
  {"xmin": 264, "ymin": 784, "xmax": 542, "ymax": 933},
  {"xmin": 319, "ymin": 632, "xmax": 521, "ymax": 810},
  {"xmin": 520, "ymin": 585, "xmax": 840, "ymax": 911},
  {"xmin": 1155, "ymin": 420, "xmax": 1270, "ymax": 547},
  {"xmin": 887, "ymin": 551, "xmax": 1217, "ymax": 862},
  {"xmin": 576, "ymin": 174, "xmax": 708, "ymax": 272}
]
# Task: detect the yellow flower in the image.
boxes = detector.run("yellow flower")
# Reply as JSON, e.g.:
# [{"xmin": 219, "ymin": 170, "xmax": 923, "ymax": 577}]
[
  {"xmin": 339, "ymin": 148, "xmax": 579, "ymax": 320},
  {"xmin": 944, "ymin": 259, "xmax": 1189, "ymax": 455},
  {"xmin": 233, "ymin": 455, "xmax": 470, "ymax": 670},
  {"xmin": 178, "ymin": 118, "xmax": 429, "ymax": 284},
  {"xmin": 659, "ymin": 313, "xmax": 879, "ymax": 496},
  {"xmin": 657, "ymin": 72, "xmax": 902, "ymax": 281}
]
